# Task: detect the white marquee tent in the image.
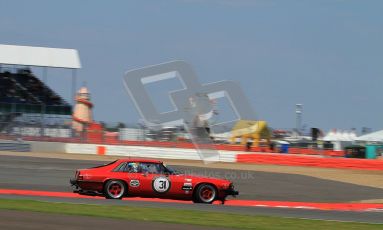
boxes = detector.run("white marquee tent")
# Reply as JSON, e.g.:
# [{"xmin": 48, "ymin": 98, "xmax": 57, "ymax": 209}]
[
  {"xmin": 322, "ymin": 130, "xmax": 357, "ymax": 151},
  {"xmin": 323, "ymin": 130, "xmax": 357, "ymax": 142},
  {"xmin": 355, "ymin": 130, "xmax": 383, "ymax": 143}
]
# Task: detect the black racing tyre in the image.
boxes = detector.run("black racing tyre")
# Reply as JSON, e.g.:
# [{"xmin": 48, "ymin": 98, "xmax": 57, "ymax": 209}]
[
  {"xmin": 193, "ymin": 183, "xmax": 217, "ymax": 204},
  {"xmin": 104, "ymin": 180, "xmax": 126, "ymax": 199}
]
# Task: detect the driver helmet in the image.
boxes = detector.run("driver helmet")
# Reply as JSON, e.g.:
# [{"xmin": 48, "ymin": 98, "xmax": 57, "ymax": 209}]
[{"xmin": 127, "ymin": 162, "xmax": 139, "ymax": 173}]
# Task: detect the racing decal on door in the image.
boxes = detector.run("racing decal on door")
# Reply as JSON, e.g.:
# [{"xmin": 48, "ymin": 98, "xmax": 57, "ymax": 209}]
[
  {"xmin": 152, "ymin": 177, "xmax": 171, "ymax": 193},
  {"xmin": 129, "ymin": 180, "xmax": 140, "ymax": 187},
  {"xmin": 182, "ymin": 182, "xmax": 193, "ymax": 191}
]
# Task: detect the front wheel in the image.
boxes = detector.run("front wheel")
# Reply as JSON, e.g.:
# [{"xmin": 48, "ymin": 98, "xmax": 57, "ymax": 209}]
[
  {"xmin": 104, "ymin": 180, "xmax": 126, "ymax": 199},
  {"xmin": 193, "ymin": 184, "xmax": 217, "ymax": 204}
]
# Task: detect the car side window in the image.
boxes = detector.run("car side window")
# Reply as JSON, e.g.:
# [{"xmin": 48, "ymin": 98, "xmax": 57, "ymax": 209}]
[
  {"xmin": 140, "ymin": 163, "xmax": 163, "ymax": 174},
  {"xmin": 113, "ymin": 162, "xmax": 127, "ymax": 172}
]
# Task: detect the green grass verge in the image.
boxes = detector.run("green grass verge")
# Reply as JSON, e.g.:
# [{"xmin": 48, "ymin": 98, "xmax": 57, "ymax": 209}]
[{"xmin": 0, "ymin": 198, "xmax": 381, "ymax": 229}]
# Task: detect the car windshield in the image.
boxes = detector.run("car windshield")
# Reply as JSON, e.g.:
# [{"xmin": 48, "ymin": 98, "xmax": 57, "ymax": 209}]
[{"xmin": 163, "ymin": 164, "xmax": 180, "ymax": 175}]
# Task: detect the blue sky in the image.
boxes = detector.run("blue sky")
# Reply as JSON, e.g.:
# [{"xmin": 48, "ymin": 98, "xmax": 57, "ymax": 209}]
[{"xmin": 1, "ymin": 0, "xmax": 382, "ymax": 132}]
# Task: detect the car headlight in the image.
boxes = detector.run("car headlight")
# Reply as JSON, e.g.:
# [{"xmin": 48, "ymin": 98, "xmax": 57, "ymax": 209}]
[
  {"xmin": 228, "ymin": 183, "xmax": 235, "ymax": 190},
  {"xmin": 221, "ymin": 183, "xmax": 231, "ymax": 189}
]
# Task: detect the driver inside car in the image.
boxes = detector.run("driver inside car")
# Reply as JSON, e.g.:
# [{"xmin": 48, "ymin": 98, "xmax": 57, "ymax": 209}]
[{"xmin": 127, "ymin": 162, "xmax": 139, "ymax": 173}]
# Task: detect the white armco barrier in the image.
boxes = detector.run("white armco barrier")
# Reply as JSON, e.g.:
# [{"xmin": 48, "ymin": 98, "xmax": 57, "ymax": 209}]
[
  {"xmin": 65, "ymin": 143, "xmax": 237, "ymax": 162},
  {"xmin": 66, "ymin": 143, "xmax": 98, "ymax": 155}
]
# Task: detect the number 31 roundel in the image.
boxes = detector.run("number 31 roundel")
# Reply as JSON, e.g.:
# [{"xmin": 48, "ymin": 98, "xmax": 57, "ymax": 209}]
[{"xmin": 152, "ymin": 177, "xmax": 171, "ymax": 193}]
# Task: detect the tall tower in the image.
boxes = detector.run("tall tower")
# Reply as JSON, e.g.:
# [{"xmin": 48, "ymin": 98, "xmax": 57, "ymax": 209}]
[
  {"xmin": 295, "ymin": 104, "xmax": 303, "ymax": 134},
  {"xmin": 72, "ymin": 87, "xmax": 93, "ymax": 132}
]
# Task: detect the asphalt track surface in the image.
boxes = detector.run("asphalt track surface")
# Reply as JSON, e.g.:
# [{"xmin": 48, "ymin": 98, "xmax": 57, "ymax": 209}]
[{"xmin": 0, "ymin": 155, "xmax": 383, "ymax": 224}]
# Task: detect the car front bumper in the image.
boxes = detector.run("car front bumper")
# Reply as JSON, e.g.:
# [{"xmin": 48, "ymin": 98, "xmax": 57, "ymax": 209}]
[
  {"xmin": 70, "ymin": 178, "xmax": 78, "ymax": 186},
  {"xmin": 224, "ymin": 187, "xmax": 239, "ymax": 196}
]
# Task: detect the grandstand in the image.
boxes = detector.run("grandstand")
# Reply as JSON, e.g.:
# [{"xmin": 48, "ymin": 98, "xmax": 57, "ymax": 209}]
[
  {"xmin": 0, "ymin": 44, "xmax": 81, "ymax": 137},
  {"xmin": 0, "ymin": 68, "xmax": 71, "ymax": 114}
]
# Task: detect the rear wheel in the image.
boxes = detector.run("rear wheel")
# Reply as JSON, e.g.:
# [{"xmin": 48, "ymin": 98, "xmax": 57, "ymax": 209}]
[
  {"xmin": 193, "ymin": 184, "xmax": 217, "ymax": 204},
  {"xmin": 104, "ymin": 180, "xmax": 126, "ymax": 199}
]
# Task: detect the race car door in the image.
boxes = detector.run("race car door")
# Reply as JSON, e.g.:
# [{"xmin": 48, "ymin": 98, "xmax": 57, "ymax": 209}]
[
  {"xmin": 122, "ymin": 161, "xmax": 145, "ymax": 196},
  {"xmin": 137, "ymin": 162, "xmax": 184, "ymax": 198}
]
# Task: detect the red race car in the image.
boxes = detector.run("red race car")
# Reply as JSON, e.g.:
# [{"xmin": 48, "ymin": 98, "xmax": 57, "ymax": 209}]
[{"xmin": 70, "ymin": 158, "xmax": 238, "ymax": 204}]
